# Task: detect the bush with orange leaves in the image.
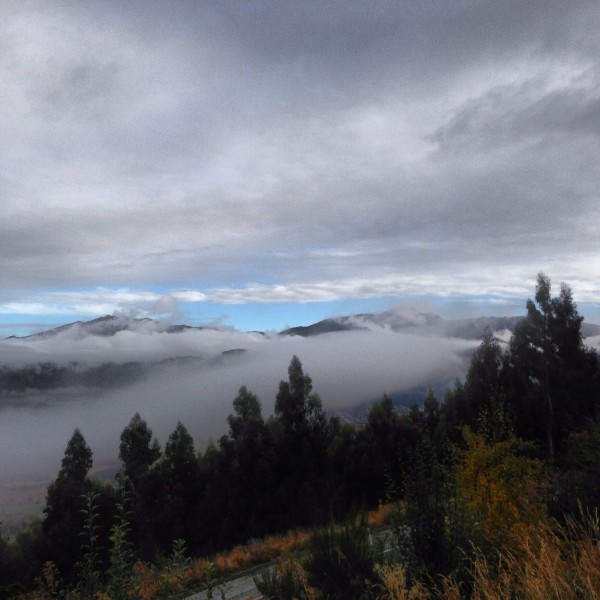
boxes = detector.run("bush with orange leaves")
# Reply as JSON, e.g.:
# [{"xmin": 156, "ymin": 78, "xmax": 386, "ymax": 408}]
[
  {"xmin": 212, "ymin": 529, "xmax": 311, "ymax": 574},
  {"xmin": 367, "ymin": 502, "xmax": 393, "ymax": 529},
  {"xmin": 454, "ymin": 430, "xmax": 549, "ymax": 557},
  {"xmin": 129, "ymin": 561, "xmax": 162, "ymax": 600}
]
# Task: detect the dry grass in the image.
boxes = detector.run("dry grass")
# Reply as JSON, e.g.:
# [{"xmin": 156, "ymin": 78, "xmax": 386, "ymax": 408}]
[
  {"xmin": 376, "ymin": 564, "xmax": 433, "ymax": 600},
  {"xmin": 465, "ymin": 512, "xmax": 600, "ymax": 599},
  {"xmin": 212, "ymin": 529, "xmax": 312, "ymax": 573},
  {"xmin": 375, "ymin": 510, "xmax": 600, "ymax": 599}
]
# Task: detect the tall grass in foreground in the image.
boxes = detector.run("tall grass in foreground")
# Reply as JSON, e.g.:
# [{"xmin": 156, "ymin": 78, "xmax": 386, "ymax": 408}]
[
  {"xmin": 377, "ymin": 510, "xmax": 600, "ymax": 599},
  {"xmin": 465, "ymin": 511, "xmax": 600, "ymax": 600}
]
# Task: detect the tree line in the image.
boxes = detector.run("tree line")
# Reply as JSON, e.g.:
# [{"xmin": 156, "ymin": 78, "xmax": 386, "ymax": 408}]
[{"xmin": 0, "ymin": 273, "xmax": 599, "ymax": 598}]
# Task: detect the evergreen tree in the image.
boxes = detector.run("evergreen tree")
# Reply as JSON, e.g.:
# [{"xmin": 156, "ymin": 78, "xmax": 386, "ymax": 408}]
[
  {"xmin": 438, "ymin": 329, "xmax": 507, "ymax": 440},
  {"xmin": 118, "ymin": 413, "xmax": 161, "ymax": 485},
  {"xmin": 364, "ymin": 395, "xmax": 401, "ymax": 501},
  {"xmin": 222, "ymin": 387, "xmax": 275, "ymax": 540},
  {"xmin": 159, "ymin": 422, "xmax": 202, "ymax": 549},
  {"xmin": 164, "ymin": 421, "xmax": 198, "ymax": 486},
  {"xmin": 507, "ymin": 273, "xmax": 598, "ymax": 455},
  {"xmin": 118, "ymin": 414, "xmax": 162, "ymax": 559},
  {"xmin": 274, "ymin": 356, "xmax": 327, "ymax": 436},
  {"xmin": 271, "ymin": 357, "xmax": 330, "ymax": 527},
  {"xmin": 42, "ymin": 429, "xmax": 93, "ymax": 583}
]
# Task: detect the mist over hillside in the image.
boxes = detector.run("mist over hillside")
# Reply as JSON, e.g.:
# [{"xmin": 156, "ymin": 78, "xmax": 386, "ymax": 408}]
[{"xmin": 1, "ymin": 306, "xmax": 599, "ymax": 526}]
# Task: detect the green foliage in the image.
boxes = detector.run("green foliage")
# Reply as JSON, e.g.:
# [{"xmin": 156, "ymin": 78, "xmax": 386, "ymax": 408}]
[
  {"xmin": 0, "ymin": 518, "xmax": 45, "ymax": 595},
  {"xmin": 507, "ymin": 273, "xmax": 598, "ymax": 456},
  {"xmin": 364, "ymin": 395, "xmax": 422, "ymax": 502},
  {"xmin": 275, "ymin": 355, "xmax": 326, "ymax": 436},
  {"xmin": 217, "ymin": 386, "xmax": 275, "ymax": 543},
  {"xmin": 254, "ymin": 558, "xmax": 310, "ymax": 600},
  {"xmin": 256, "ymin": 517, "xmax": 384, "ymax": 600},
  {"xmin": 155, "ymin": 539, "xmax": 191, "ymax": 598},
  {"xmin": 164, "ymin": 422, "xmax": 196, "ymax": 478},
  {"xmin": 42, "ymin": 429, "xmax": 94, "ymax": 583},
  {"xmin": 555, "ymin": 420, "xmax": 600, "ymax": 516},
  {"xmin": 271, "ymin": 356, "xmax": 331, "ymax": 529},
  {"xmin": 228, "ymin": 385, "xmax": 263, "ymax": 438},
  {"xmin": 119, "ymin": 413, "xmax": 161, "ymax": 485},
  {"xmin": 453, "ymin": 431, "xmax": 549, "ymax": 562},
  {"xmin": 402, "ymin": 436, "xmax": 452, "ymax": 578},
  {"xmin": 74, "ymin": 490, "xmax": 102, "ymax": 599},
  {"xmin": 58, "ymin": 429, "xmax": 93, "ymax": 484},
  {"xmin": 303, "ymin": 517, "xmax": 384, "ymax": 600},
  {"xmin": 118, "ymin": 414, "xmax": 165, "ymax": 560},
  {"xmin": 107, "ymin": 477, "xmax": 135, "ymax": 600}
]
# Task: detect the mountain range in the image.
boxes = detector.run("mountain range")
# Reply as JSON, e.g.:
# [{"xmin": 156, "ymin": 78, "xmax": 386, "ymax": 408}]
[
  {"xmin": 281, "ymin": 309, "xmax": 600, "ymax": 340},
  {"xmin": 8, "ymin": 310, "xmax": 600, "ymax": 343},
  {"xmin": 1, "ymin": 310, "xmax": 598, "ymax": 408}
]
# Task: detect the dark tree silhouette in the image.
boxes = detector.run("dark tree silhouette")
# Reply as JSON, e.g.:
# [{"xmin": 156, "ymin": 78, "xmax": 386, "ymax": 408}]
[
  {"xmin": 42, "ymin": 429, "xmax": 93, "ymax": 582},
  {"xmin": 508, "ymin": 273, "xmax": 598, "ymax": 456},
  {"xmin": 118, "ymin": 413, "xmax": 161, "ymax": 485}
]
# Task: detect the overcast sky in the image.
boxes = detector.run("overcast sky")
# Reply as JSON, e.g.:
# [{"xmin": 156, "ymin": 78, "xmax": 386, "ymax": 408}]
[{"xmin": 2, "ymin": 0, "xmax": 600, "ymax": 335}]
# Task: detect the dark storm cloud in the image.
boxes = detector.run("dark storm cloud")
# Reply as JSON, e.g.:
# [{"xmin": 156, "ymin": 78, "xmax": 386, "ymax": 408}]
[{"xmin": 1, "ymin": 0, "xmax": 599, "ymax": 308}]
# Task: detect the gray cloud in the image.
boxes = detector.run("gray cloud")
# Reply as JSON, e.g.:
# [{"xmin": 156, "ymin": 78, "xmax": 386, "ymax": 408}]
[{"xmin": 1, "ymin": 1, "xmax": 599, "ymax": 315}]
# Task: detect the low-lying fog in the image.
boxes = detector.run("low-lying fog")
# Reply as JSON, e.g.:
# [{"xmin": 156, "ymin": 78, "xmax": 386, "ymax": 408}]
[
  {"xmin": 0, "ymin": 321, "xmax": 478, "ymax": 483},
  {"xmin": 0, "ymin": 316, "xmax": 493, "ymax": 526}
]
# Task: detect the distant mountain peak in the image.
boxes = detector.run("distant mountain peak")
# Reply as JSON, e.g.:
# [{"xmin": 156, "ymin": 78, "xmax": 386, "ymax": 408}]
[{"xmin": 6, "ymin": 314, "xmax": 205, "ymax": 341}]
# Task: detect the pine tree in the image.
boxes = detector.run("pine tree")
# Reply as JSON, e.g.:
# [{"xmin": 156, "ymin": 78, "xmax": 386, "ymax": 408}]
[
  {"xmin": 119, "ymin": 413, "xmax": 161, "ymax": 485},
  {"xmin": 118, "ymin": 414, "xmax": 162, "ymax": 559},
  {"xmin": 508, "ymin": 273, "xmax": 598, "ymax": 456},
  {"xmin": 272, "ymin": 357, "xmax": 330, "ymax": 528},
  {"xmin": 42, "ymin": 429, "xmax": 93, "ymax": 583}
]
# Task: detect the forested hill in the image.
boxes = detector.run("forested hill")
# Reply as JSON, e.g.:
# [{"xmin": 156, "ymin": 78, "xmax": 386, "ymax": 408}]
[{"xmin": 1, "ymin": 275, "xmax": 600, "ymax": 598}]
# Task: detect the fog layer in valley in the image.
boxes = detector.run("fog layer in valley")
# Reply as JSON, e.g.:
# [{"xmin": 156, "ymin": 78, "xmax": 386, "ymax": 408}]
[{"xmin": 0, "ymin": 316, "xmax": 475, "ymax": 485}]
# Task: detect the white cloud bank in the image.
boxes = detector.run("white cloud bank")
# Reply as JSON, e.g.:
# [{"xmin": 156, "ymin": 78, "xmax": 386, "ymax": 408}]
[{"xmin": 0, "ymin": 320, "xmax": 475, "ymax": 484}]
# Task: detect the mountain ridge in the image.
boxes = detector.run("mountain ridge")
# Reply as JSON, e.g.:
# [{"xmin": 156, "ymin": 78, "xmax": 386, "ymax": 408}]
[
  {"xmin": 280, "ymin": 312, "xmax": 600, "ymax": 340},
  {"xmin": 7, "ymin": 310, "xmax": 600, "ymax": 342},
  {"xmin": 5, "ymin": 314, "xmax": 207, "ymax": 341}
]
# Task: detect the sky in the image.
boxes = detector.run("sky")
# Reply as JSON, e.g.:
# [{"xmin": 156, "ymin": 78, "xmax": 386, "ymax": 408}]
[{"xmin": 2, "ymin": 0, "xmax": 600, "ymax": 337}]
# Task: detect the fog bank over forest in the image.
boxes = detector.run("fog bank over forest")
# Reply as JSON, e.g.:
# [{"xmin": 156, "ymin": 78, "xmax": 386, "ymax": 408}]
[
  {"xmin": 1, "ymin": 306, "xmax": 598, "ymax": 514},
  {"xmin": 0, "ymin": 311, "xmax": 484, "ymax": 482}
]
